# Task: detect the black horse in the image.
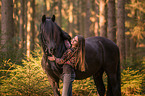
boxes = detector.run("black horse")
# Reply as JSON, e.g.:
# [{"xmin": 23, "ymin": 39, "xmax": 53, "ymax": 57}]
[{"xmin": 40, "ymin": 15, "xmax": 121, "ymax": 96}]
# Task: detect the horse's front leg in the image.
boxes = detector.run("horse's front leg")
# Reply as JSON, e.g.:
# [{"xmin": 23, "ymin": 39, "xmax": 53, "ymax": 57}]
[
  {"xmin": 41, "ymin": 55, "xmax": 60, "ymax": 96},
  {"xmin": 47, "ymin": 76, "xmax": 60, "ymax": 96}
]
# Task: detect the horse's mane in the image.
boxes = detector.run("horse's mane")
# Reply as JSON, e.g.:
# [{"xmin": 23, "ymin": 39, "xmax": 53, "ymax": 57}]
[
  {"xmin": 53, "ymin": 22, "xmax": 71, "ymax": 57},
  {"xmin": 54, "ymin": 23, "xmax": 71, "ymax": 41},
  {"xmin": 40, "ymin": 16, "xmax": 71, "ymax": 57}
]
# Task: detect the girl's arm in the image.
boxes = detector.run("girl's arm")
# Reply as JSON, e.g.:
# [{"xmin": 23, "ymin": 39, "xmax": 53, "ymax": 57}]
[{"xmin": 48, "ymin": 49, "xmax": 72, "ymax": 64}]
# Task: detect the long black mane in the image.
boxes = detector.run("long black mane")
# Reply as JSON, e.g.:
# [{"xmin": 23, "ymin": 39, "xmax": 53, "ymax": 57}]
[{"xmin": 40, "ymin": 15, "xmax": 71, "ymax": 58}]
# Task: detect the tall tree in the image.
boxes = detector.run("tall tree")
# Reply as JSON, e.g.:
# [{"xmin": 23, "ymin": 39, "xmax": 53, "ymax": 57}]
[
  {"xmin": 130, "ymin": 0, "xmax": 137, "ymax": 62},
  {"xmin": 23, "ymin": 0, "xmax": 27, "ymax": 55},
  {"xmin": 125, "ymin": 35, "xmax": 130, "ymax": 58},
  {"xmin": 94, "ymin": 0, "xmax": 99, "ymax": 36},
  {"xmin": 43, "ymin": 0, "xmax": 47, "ymax": 15},
  {"xmin": 68, "ymin": 0, "xmax": 73, "ymax": 36},
  {"xmin": 1, "ymin": 0, "xmax": 14, "ymax": 53},
  {"xmin": 107, "ymin": 0, "xmax": 116, "ymax": 42},
  {"xmin": 117, "ymin": 0, "xmax": 126, "ymax": 63},
  {"xmin": 99, "ymin": 0, "xmax": 107, "ymax": 37},
  {"xmin": 130, "ymin": 37, "xmax": 137, "ymax": 62},
  {"xmin": 0, "ymin": 1, "xmax": 1, "ymax": 46},
  {"xmin": 13, "ymin": 0, "xmax": 19, "ymax": 49},
  {"xmin": 19, "ymin": 0, "xmax": 25, "ymax": 49},
  {"xmin": 80, "ymin": 0, "xmax": 85, "ymax": 36},
  {"xmin": 85, "ymin": 0, "xmax": 91, "ymax": 37},
  {"xmin": 58, "ymin": 0, "xmax": 62, "ymax": 27},
  {"xmin": 31, "ymin": 0, "xmax": 35, "ymax": 51},
  {"xmin": 72, "ymin": 0, "xmax": 78, "ymax": 36},
  {"xmin": 125, "ymin": 0, "xmax": 130, "ymax": 58},
  {"xmin": 76, "ymin": 0, "xmax": 80, "ymax": 35},
  {"xmin": 26, "ymin": 0, "xmax": 31, "ymax": 58}
]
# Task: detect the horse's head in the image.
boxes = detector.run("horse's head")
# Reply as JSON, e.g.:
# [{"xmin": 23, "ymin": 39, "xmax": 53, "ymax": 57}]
[{"xmin": 40, "ymin": 15, "xmax": 71, "ymax": 56}]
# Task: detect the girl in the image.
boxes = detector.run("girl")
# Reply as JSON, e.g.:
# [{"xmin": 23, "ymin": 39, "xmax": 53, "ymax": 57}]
[{"xmin": 48, "ymin": 35, "xmax": 86, "ymax": 96}]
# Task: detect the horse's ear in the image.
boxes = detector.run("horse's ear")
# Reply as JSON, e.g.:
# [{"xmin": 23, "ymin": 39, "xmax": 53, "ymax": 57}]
[
  {"xmin": 42, "ymin": 15, "xmax": 46, "ymax": 23},
  {"xmin": 51, "ymin": 15, "xmax": 55, "ymax": 22}
]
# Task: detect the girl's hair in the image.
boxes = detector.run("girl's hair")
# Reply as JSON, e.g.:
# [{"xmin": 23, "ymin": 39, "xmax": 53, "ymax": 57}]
[{"xmin": 75, "ymin": 35, "xmax": 86, "ymax": 72}]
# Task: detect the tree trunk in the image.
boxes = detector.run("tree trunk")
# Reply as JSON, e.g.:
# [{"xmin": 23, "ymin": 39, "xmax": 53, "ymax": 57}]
[
  {"xmin": 68, "ymin": 0, "xmax": 73, "ymax": 36},
  {"xmin": 14, "ymin": 0, "xmax": 19, "ymax": 49},
  {"xmin": 26, "ymin": 0, "xmax": 31, "ymax": 58},
  {"xmin": 31, "ymin": 0, "xmax": 35, "ymax": 51},
  {"xmin": 117, "ymin": 0, "xmax": 125, "ymax": 63},
  {"xmin": 24, "ymin": 0, "xmax": 27, "ymax": 55},
  {"xmin": 0, "ymin": 1, "xmax": 1, "ymax": 46},
  {"xmin": 80, "ymin": 0, "xmax": 85, "ymax": 36},
  {"xmin": 125, "ymin": 0, "xmax": 130, "ymax": 59},
  {"xmin": 99, "ymin": 0, "xmax": 107, "ymax": 37},
  {"xmin": 1, "ymin": 0, "xmax": 14, "ymax": 53},
  {"xmin": 125, "ymin": 35, "xmax": 130, "ymax": 58},
  {"xmin": 94, "ymin": 0, "xmax": 99, "ymax": 36},
  {"xmin": 107, "ymin": 0, "xmax": 116, "ymax": 42},
  {"xmin": 76, "ymin": 0, "xmax": 80, "ymax": 35},
  {"xmin": 130, "ymin": 38, "xmax": 137, "ymax": 62},
  {"xmin": 130, "ymin": 0, "xmax": 137, "ymax": 63},
  {"xmin": 43, "ymin": 0, "xmax": 47, "ymax": 15},
  {"xmin": 58, "ymin": 0, "xmax": 62, "ymax": 27},
  {"xmin": 19, "ymin": 0, "xmax": 24, "ymax": 49},
  {"xmin": 85, "ymin": 0, "xmax": 91, "ymax": 38},
  {"xmin": 72, "ymin": 0, "xmax": 77, "ymax": 36}
]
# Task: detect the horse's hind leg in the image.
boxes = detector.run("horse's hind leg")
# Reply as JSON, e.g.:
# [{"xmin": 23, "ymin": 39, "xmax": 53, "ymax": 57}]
[
  {"xmin": 93, "ymin": 68, "xmax": 105, "ymax": 96},
  {"xmin": 106, "ymin": 72, "xmax": 120, "ymax": 96},
  {"xmin": 106, "ymin": 74, "xmax": 113, "ymax": 96}
]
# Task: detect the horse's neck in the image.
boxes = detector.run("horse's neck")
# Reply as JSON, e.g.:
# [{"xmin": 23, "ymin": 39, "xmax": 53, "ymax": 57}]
[{"xmin": 55, "ymin": 41, "xmax": 66, "ymax": 58}]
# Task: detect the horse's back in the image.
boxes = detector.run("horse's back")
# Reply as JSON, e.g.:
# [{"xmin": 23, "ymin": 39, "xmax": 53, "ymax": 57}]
[
  {"xmin": 86, "ymin": 36, "xmax": 119, "ymax": 71},
  {"xmin": 85, "ymin": 36, "xmax": 119, "ymax": 56},
  {"xmin": 75, "ymin": 36, "xmax": 118, "ymax": 79},
  {"xmin": 86, "ymin": 36, "xmax": 117, "ymax": 47}
]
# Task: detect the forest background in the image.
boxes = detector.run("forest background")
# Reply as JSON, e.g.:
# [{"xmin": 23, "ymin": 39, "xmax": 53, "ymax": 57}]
[{"xmin": 0, "ymin": 0, "xmax": 145, "ymax": 95}]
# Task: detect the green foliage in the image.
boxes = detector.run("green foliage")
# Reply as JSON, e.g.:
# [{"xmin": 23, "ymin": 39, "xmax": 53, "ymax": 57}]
[
  {"xmin": 125, "ymin": 0, "xmax": 145, "ymax": 42},
  {"xmin": 0, "ymin": 50, "xmax": 53, "ymax": 96},
  {"xmin": 0, "ymin": 48, "xmax": 145, "ymax": 95},
  {"xmin": 0, "ymin": 59, "xmax": 16, "ymax": 85},
  {"xmin": 122, "ymin": 56, "xmax": 145, "ymax": 95},
  {"xmin": 72, "ymin": 73, "xmax": 107, "ymax": 96},
  {"xmin": 121, "ymin": 67, "xmax": 143, "ymax": 95},
  {"xmin": 142, "ymin": 58, "xmax": 145, "ymax": 93},
  {"xmin": 0, "ymin": 48, "xmax": 105, "ymax": 96},
  {"xmin": 73, "ymin": 77, "xmax": 97, "ymax": 96},
  {"xmin": 124, "ymin": 57, "xmax": 145, "ymax": 71},
  {"xmin": 0, "ymin": 39, "xmax": 25, "ymax": 64}
]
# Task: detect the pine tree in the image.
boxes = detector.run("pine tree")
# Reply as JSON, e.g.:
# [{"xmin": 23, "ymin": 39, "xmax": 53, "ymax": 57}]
[
  {"xmin": 43, "ymin": 0, "xmax": 47, "ymax": 15},
  {"xmin": 107, "ymin": 0, "xmax": 116, "ymax": 42},
  {"xmin": 85, "ymin": 0, "xmax": 91, "ymax": 37},
  {"xmin": 26, "ymin": 0, "xmax": 31, "ymax": 58},
  {"xmin": 99, "ymin": 0, "xmax": 107, "ymax": 37},
  {"xmin": 58, "ymin": 0, "xmax": 62, "ymax": 27},
  {"xmin": 68, "ymin": 0, "xmax": 73, "ymax": 36},
  {"xmin": 1, "ymin": 0, "xmax": 14, "ymax": 53},
  {"xmin": 117, "ymin": 0, "xmax": 126, "ymax": 63},
  {"xmin": 94, "ymin": 0, "xmax": 99, "ymax": 36},
  {"xmin": 19, "ymin": 0, "xmax": 25, "ymax": 49},
  {"xmin": 31, "ymin": 0, "xmax": 36, "ymax": 51}
]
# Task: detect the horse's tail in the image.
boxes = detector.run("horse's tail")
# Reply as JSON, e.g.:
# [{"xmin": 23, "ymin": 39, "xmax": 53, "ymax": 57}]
[{"xmin": 117, "ymin": 49, "xmax": 121, "ymax": 95}]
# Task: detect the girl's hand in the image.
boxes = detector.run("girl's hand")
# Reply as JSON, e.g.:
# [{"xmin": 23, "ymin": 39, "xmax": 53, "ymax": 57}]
[{"xmin": 48, "ymin": 55, "xmax": 55, "ymax": 61}]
